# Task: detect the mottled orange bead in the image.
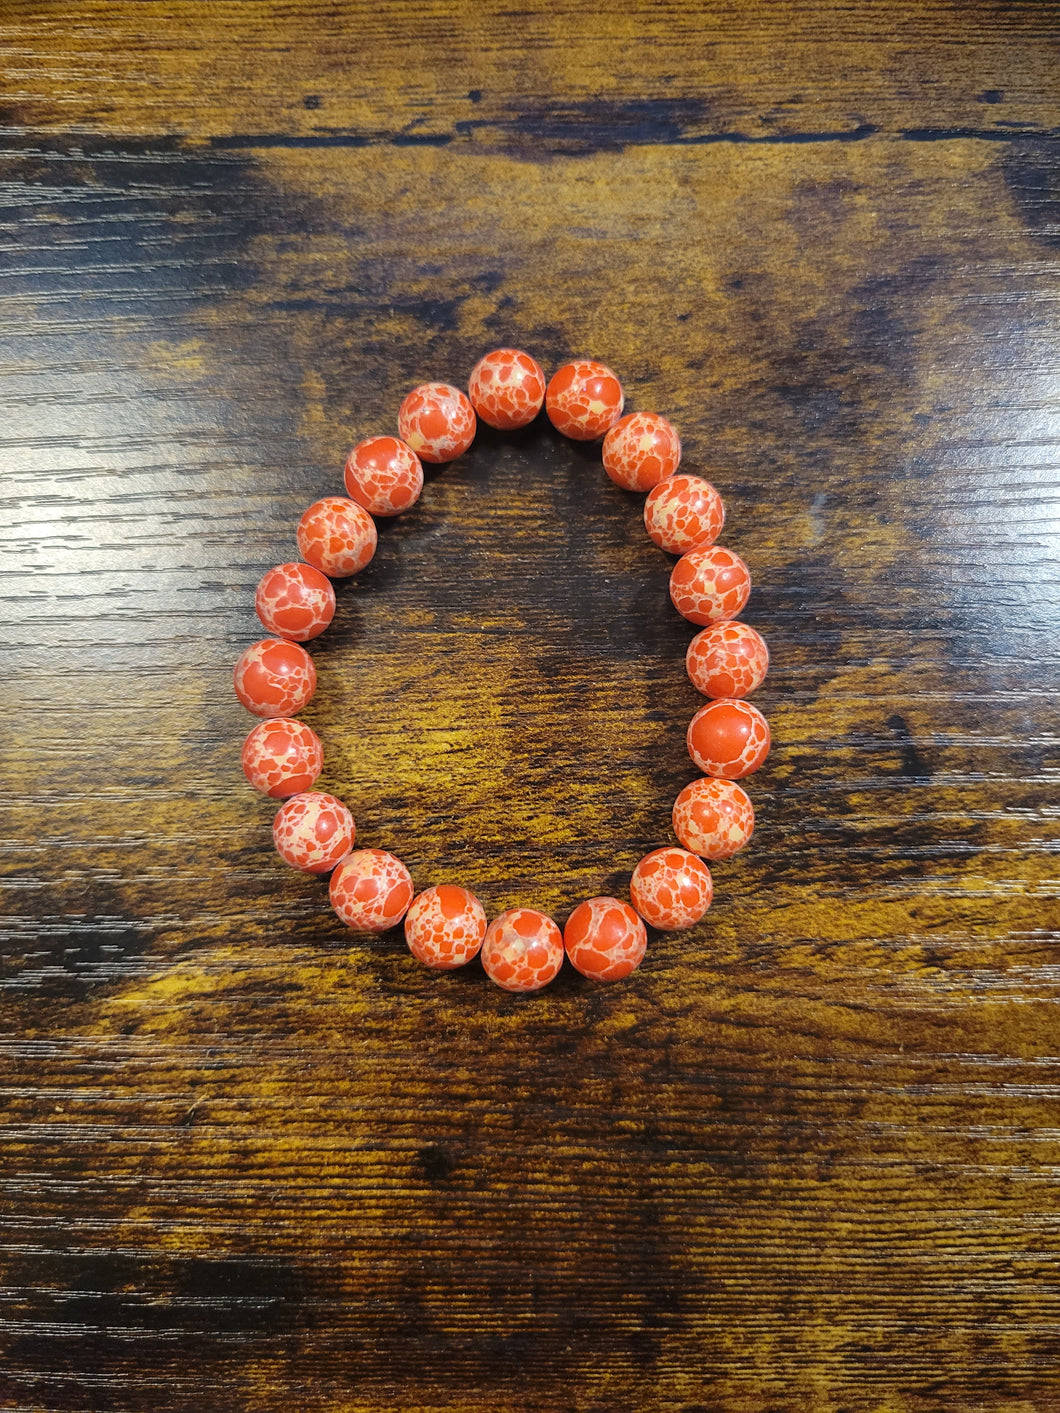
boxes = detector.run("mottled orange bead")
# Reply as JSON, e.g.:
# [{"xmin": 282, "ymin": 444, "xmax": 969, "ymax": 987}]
[
  {"xmin": 563, "ymin": 896, "xmax": 647, "ymax": 983},
  {"xmin": 686, "ymin": 620, "xmax": 769, "ymax": 699},
  {"xmin": 672, "ymin": 777, "xmax": 755, "ymax": 860},
  {"xmin": 404, "ymin": 884, "xmax": 487, "ymax": 969},
  {"xmin": 602, "ymin": 412, "xmax": 681, "ymax": 492},
  {"xmin": 343, "ymin": 436, "xmax": 424, "ymax": 516},
  {"xmin": 272, "ymin": 791, "xmax": 355, "ymax": 874},
  {"xmin": 296, "ymin": 496, "xmax": 377, "ymax": 578},
  {"xmin": 669, "ymin": 544, "xmax": 751, "ymax": 626},
  {"xmin": 255, "ymin": 561, "xmax": 336, "ymax": 642},
  {"xmin": 397, "ymin": 382, "xmax": 476, "ymax": 463},
  {"xmin": 629, "ymin": 847, "xmax": 713, "ymax": 931},
  {"xmin": 687, "ymin": 699, "xmax": 771, "ymax": 780},
  {"xmin": 233, "ymin": 637, "xmax": 316, "ymax": 718},
  {"xmin": 545, "ymin": 359, "xmax": 624, "ymax": 440},
  {"xmin": 644, "ymin": 474, "xmax": 726, "ymax": 554},
  {"xmin": 330, "ymin": 849, "xmax": 415, "ymax": 932},
  {"xmin": 241, "ymin": 717, "xmax": 324, "ymax": 798},
  {"xmin": 481, "ymin": 908, "xmax": 564, "ymax": 993},
  {"xmin": 468, "ymin": 348, "xmax": 546, "ymax": 430}
]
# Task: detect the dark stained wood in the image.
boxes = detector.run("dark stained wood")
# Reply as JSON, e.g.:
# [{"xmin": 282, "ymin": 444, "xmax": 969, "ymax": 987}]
[
  {"xmin": 1, "ymin": 2, "xmax": 1059, "ymax": 1409},
  {"xmin": 4, "ymin": 0, "xmax": 1060, "ymax": 143}
]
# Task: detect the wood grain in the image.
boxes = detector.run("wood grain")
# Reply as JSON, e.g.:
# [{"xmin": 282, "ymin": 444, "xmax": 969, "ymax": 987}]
[{"xmin": 1, "ymin": 3, "xmax": 1059, "ymax": 1410}]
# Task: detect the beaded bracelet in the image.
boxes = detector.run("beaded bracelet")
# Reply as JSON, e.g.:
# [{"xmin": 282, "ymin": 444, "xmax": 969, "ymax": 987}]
[{"xmin": 234, "ymin": 350, "xmax": 771, "ymax": 992}]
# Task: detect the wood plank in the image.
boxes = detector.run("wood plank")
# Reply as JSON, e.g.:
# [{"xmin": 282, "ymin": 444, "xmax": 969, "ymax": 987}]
[
  {"xmin": 1, "ymin": 4, "xmax": 1059, "ymax": 1409},
  {"xmin": 2, "ymin": 1, "xmax": 1059, "ymax": 143}
]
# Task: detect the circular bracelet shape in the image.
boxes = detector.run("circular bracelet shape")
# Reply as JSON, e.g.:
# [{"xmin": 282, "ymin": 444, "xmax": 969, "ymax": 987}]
[{"xmin": 234, "ymin": 349, "xmax": 772, "ymax": 992}]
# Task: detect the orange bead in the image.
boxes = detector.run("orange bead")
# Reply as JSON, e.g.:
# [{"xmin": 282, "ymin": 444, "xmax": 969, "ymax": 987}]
[
  {"xmin": 233, "ymin": 637, "xmax": 316, "ymax": 718},
  {"xmin": 397, "ymin": 382, "xmax": 476, "ymax": 463},
  {"xmin": 563, "ymin": 896, "xmax": 647, "ymax": 982},
  {"xmin": 468, "ymin": 348, "xmax": 546, "ymax": 430},
  {"xmin": 272, "ymin": 791, "xmax": 355, "ymax": 874},
  {"xmin": 404, "ymin": 884, "xmax": 487, "ymax": 969},
  {"xmin": 687, "ymin": 699, "xmax": 771, "ymax": 780},
  {"xmin": 330, "ymin": 849, "xmax": 415, "ymax": 932},
  {"xmin": 686, "ymin": 620, "xmax": 769, "ymax": 699},
  {"xmin": 255, "ymin": 561, "xmax": 336, "ymax": 642},
  {"xmin": 296, "ymin": 496, "xmax": 377, "ymax": 578},
  {"xmin": 343, "ymin": 436, "xmax": 424, "ymax": 516},
  {"xmin": 241, "ymin": 717, "xmax": 323, "ymax": 798},
  {"xmin": 644, "ymin": 474, "xmax": 725, "ymax": 554},
  {"xmin": 672, "ymin": 777, "xmax": 755, "ymax": 860},
  {"xmin": 545, "ymin": 359, "xmax": 624, "ymax": 440},
  {"xmin": 602, "ymin": 412, "xmax": 681, "ymax": 492},
  {"xmin": 669, "ymin": 544, "xmax": 751, "ymax": 626},
  {"xmin": 481, "ymin": 908, "xmax": 564, "ymax": 992},
  {"xmin": 630, "ymin": 847, "xmax": 713, "ymax": 931}
]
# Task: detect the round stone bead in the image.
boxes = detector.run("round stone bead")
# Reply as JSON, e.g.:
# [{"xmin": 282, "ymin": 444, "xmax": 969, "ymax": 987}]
[
  {"xmin": 669, "ymin": 544, "xmax": 751, "ymax": 626},
  {"xmin": 687, "ymin": 699, "xmax": 771, "ymax": 780},
  {"xmin": 233, "ymin": 637, "xmax": 317, "ymax": 718},
  {"xmin": 545, "ymin": 360, "xmax": 624, "ymax": 440},
  {"xmin": 630, "ymin": 847, "xmax": 713, "ymax": 931},
  {"xmin": 481, "ymin": 908, "xmax": 564, "ymax": 993},
  {"xmin": 296, "ymin": 496, "xmax": 377, "ymax": 578},
  {"xmin": 272, "ymin": 791, "xmax": 355, "ymax": 874},
  {"xmin": 468, "ymin": 348, "xmax": 546, "ymax": 430},
  {"xmin": 241, "ymin": 717, "xmax": 324, "ymax": 798},
  {"xmin": 404, "ymin": 884, "xmax": 487, "ymax": 969},
  {"xmin": 644, "ymin": 474, "xmax": 726, "ymax": 554},
  {"xmin": 686, "ymin": 620, "xmax": 769, "ymax": 699},
  {"xmin": 330, "ymin": 849, "xmax": 415, "ymax": 932},
  {"xmin": 563, "ymin": 896, "xmax": 647, "ymax": 983},
  {"xmin": 672, "ymin": 777, "xmax": 755, "ymax": 860},
  {"xmin": 255, "ymin": 561, "xmax": 336, "ymax": 642},
  {"xmin": 397, "ymin": 382, "xmax": 476, "ymax": 463},
  {"xmin": 343, "ymin": 435, "xmax": 424, "ymax": 516},
  {"xmin": 602, "ymin": 412, "xmax": 681, "ymax": 492}
]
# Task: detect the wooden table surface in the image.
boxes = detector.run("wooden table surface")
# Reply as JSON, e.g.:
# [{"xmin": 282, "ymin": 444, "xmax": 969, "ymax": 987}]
[{"xmin": 2, "ymin": 4, "xmax": 1059, "ymax": 1409}]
